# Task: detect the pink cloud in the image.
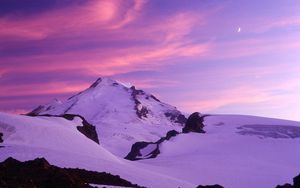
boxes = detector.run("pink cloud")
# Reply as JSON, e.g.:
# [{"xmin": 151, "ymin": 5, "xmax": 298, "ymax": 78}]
[
  {"xmin": 178, "ymin": 86, "xmax": 270, "ymax": 112},
  {"xmin": 176, "ymin": 72, "xmax": 300, "ymax": 114},
  {"xmin": 0, "ymin": 82, "xmax": 89, "ymax": 97},
  {"xmin": 0, "ymin": 0, "xmax": 145, "ymax": 40},
  {"xmin": 110, "ymin": 0, "xmax": 147, "ymax": 29},
  {"xmin": 0, "ymin": 109, "xmax": 29, "ymax": 115},
  {"xmin": 1, "ymin": 9, "xmax": 211, "ymax": 77}
]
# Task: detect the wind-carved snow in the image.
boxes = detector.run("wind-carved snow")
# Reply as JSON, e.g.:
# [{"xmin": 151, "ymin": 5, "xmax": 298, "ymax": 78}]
[{"xmin": 237, "ymin": 124, "xmax": 300, "ymax": 139}]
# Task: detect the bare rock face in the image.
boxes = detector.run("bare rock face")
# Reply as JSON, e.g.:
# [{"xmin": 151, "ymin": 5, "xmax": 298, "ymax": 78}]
[
  {"xmin": 125, "ymin": 112, "xmax": 208, "ymax": 161},
  {"xmin": 182, "ymin": 112, "xmax": 206, "ymax": 133},
  {"xmin": 164, "ymin": 112, "xmax": 187, "ymax": 124},
  {"xmin": 130, "ymin": 86, "xmax": 149, "ymax": 118},
  {"xmin": 276, "ymin": 184, "xmax": 293, "ymax": 188},
  {"xmin": 125, "ymin": 130, "xmax": 180, "ymax": 161},
  {"xmin": 0, "ymin": 132, "xmax": 3, "ymax": 143},
  {"xmin": 276, "ymin": 173, "xmax": 300, "ymax": 188},
  {"xmin": 196, "ymin": 185, "xmax": 224, "ymax": 188},
  {"xmin": 294, "ymin": 174, "xmax": 300, "ymax": 188},
  {"xmin": 0, "ymin": 157, "xmax": 145, "ymax": 188}
]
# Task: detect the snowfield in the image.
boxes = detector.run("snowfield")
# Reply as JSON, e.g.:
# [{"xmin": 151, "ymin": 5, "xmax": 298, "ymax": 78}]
[
  {"xmin": 1, "ymin": 78, "xmax": 300, "ymax": 188},
  {"xmin": 0, "ymin": 112, "xmax": 194, "ymax": 188},
  {"xmin": 138, "ymin": 115, "xmax": 300, "ymax": 188}
]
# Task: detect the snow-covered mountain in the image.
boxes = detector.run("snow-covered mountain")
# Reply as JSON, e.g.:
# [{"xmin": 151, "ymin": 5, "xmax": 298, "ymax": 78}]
[
  {"xmin": 28, "ymin": 77, "xmax": 186, "ymax": 157},
  {"xmin": 1, "ymin": 77, "xmax": 300, "ymax": 188}
]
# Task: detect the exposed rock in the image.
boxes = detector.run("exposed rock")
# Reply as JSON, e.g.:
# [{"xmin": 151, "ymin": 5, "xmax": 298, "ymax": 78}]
[
  {"xmin": 130, "ymin": 86, "xmax": 149, "ymax": 118},
  {"xmin": 276, "ymin": 173, "xmax": 300, "ymax": 188},
  {"xmin": 27, "ymin": 105, "xmax": 45, "ymax": 116},
  {"xmin": 164, "ymin": 112, "xmax": 187, "ymax": 125},
  {"xmin": 150, "ymin": 94, "xmax": 160, "ymax": 102},
  {"xmin": 0, "ymin": 157, "xmax": 145, "ymax": 188},
  {"xmin": 0, "ymin": 132, "xmax": 3, "ymax": 143},
  {"xmin": 125, "ymin": 141, "xmax": 156, "ymax": 160},
  {"xmin": 182, "ymin": 112, "xmax": 206, "ymax": 133},
  {"xmin": 138, "ymin": 106, "xmax": 149, "ymax": 118},
  {"xmin": 276, "ymin": 184, "xmax": 293, "ymax": 188},
  {"xmin": 177, "ymin": 114, "xmax": 188, "ymax": 124},
  {"xmin": 165, "ymin": 130, "xmax": 180, "ymax": 140},
  {"xmin": 125, "ymin": 130, "xmax": 179, "ymax": 161},
  {"xmin": 126, "ymin": 112, "xmax": 208, "ymax": 160},
  {"xmin": 294, "ymin": 174, "xmax": 300, "ymax": 188},
  {"xmin": 90, "ymin": 78, "xmax": 102, "ymax": 88},
  {"xmin": 196, "ymin": 185, "xmax": 224, "ymax": 188}
]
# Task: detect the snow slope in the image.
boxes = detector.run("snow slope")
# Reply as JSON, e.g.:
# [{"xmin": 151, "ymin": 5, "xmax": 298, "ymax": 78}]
[
  {"xmin": 28, "ymin": 77, "xmax": 186, "ymax": 157},
  {"xmin": 0, "ymin": 112, "xmax": 118, "ymax": 162},
  {"xmin": 137, "ymin": 114, "xmax": 300, "ymax": 188},
  {"xmin": 0, "ymin": 112, "xmax": 195, "ymax": 188}
]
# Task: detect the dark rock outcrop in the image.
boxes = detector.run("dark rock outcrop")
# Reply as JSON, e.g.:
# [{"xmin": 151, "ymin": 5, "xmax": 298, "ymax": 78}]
[
  {"xmin": 164, "ymin": 112, "xmax": 187, "ymax": 125},
  {"xmin": 27, "ymin": 105, "xmax": 45, "ymax": 116},
  {"xmin": 130, "ymin": 86, "xmax": 149, "ymax": 118},
  {"xmin": 196, "ymin": 185, "xmax": 224, "ymax": 188},
  {"xmin": 182, "ymin": 112, "xmax": 206, "ymax": 133},
  {"xmin": 126, "ymin": 112, "xmax": 209, "ymax": 161},
  {"xmin": 0, "ymin": 132, "xmax": 3, "ymax": 143},
  {"xmin": 150, "ymin": 94, "xmax": 160, "ymax": 102},
  {"xmin": 294, "ymin": 174, "xmax": 300, "ymax": 188},
  {"xmin": 125, "ymin": 130, "xmax": 179, "ymax": 160},
  {"xmin": 276, "ymin": 173, "xmax": 300, "ymax": 188},
  {"xmin": 89, "ymin": 77, "xmax": 103, "ymax": 88},
  {"xmin": 0, "ymin": 157, "xmax": 145, "ymax": 188},
  {"xmin": 276, "ymin": 184, "xmax": 293, "ymax": 188},
  {"xmin": 125, "ymin": 141, "xmax": 157, "ymax": 161},
  {"xmin": 165, "ymin": 130, "xmax": 180, "ymax": 140}
]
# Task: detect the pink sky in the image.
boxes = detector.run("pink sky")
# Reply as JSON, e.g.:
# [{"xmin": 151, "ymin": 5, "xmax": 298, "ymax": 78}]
[{"xmin": 0, "ymin": 0, "xmax": 300, "ymax": 121}]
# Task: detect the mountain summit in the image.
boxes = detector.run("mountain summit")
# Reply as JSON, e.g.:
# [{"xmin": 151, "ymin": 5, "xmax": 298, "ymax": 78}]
[{"xmin": 28, "ymin": 77, "xmax": 186, "ymax": 156}]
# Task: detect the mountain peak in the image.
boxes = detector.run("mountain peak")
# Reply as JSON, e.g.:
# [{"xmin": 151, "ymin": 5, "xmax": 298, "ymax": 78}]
[
  {"xmin": 89, "ymin": 77, "xmax": 117, "ymax": 88},
  {"xmin": 28, "ymin": 77, "xmax": 187, "ymax": 156}
]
